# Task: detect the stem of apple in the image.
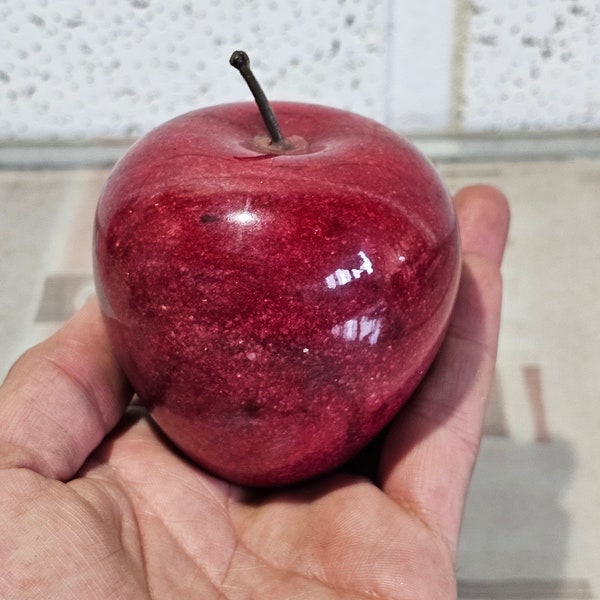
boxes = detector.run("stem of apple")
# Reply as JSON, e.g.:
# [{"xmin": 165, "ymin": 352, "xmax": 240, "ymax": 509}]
[{"xmin": 229, "ymin": 50, "xmax": 288, "ymax": 148}]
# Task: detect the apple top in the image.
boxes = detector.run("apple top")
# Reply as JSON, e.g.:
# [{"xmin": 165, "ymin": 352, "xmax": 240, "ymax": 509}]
[
  {"xmin": 229, "ymin": 50, "xmax": 288, "ymax": 149},
  {"xmin": 95, "ymin": 100, "xmax": 458, "ymax": 265}
]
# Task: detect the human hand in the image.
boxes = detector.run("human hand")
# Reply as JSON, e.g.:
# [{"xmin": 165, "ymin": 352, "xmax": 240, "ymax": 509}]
[{"xmin": 0, "ymin": 185, "xmax": 509, "ymax": 599}]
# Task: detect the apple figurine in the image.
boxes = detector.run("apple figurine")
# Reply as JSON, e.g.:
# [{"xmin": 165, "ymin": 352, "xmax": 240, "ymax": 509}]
[{"xmin": 93, "ymin": 51, "xmax": 461, "ymax": 487}]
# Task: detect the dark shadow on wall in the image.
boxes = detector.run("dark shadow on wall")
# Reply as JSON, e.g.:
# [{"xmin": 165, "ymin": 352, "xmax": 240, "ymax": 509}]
[{"xmin": 456, "ymin": 371, "xmax": 590, "ymax": 598}]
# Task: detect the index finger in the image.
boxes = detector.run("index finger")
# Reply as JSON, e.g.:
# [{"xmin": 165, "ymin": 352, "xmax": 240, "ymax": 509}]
[
  {"xmin": 0, "ymin": 299, "xmax": 132, "ymax": 480},
  {"xmin": 380, "ymin": 185, "xmax": 510, "ymax": 553}
]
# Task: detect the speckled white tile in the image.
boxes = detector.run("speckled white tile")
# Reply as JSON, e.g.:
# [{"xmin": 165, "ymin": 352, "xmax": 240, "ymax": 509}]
[
  {"xmin": 462, "ymin": 0, "xmax": 600, "ymax": 131},
  {"xmin": 1, "ymin": 0, "xmax": 599, "ymax": 139}
]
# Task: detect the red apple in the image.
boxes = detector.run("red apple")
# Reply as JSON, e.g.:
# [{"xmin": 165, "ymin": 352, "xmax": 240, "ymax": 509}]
[{"xmin": 93, "ymin": 53, "xmax": 461, "ymax": 486}]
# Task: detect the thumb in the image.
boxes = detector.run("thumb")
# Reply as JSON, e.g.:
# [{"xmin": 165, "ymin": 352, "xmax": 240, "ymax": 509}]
[{"xmin": 0, "ymin": 299, "xmax": 132, "ymax": 480}]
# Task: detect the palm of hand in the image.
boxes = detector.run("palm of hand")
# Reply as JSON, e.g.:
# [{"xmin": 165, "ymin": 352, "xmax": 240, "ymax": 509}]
[
  {"xmin": 7, "ymin": 412, "xmax": 453, "ymax": 599},
  {"xmin": 1, "ymin": 186, "xmax": 509, "ymax": 600}
]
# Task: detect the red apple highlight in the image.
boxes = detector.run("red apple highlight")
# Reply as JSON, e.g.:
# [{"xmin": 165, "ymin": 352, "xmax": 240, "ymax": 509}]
[{"xmin": 93, "ymin": 55, "xmax": 461, "ymax": 487}]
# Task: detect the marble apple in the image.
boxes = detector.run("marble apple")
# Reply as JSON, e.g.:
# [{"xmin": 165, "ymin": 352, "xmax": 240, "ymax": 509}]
[{"xmin": 93, "ymin": 52, "xmax": 461, "ymax": 486}]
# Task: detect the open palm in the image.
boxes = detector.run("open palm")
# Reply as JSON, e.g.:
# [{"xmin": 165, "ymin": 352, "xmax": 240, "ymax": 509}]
[{"xmin": 1, "ymin": 186, "xmax": 509, "ymax": 599}]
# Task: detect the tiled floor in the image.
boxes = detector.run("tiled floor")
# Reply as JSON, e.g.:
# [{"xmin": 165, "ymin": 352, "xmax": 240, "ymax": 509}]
[{"xmin": 1, "ymin": 152, "xmax": 599, "ymax": 597}]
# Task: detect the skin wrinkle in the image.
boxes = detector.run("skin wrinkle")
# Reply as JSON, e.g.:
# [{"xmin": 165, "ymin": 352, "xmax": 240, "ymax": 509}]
[
  {"xmin": 219, "ymin": 542, "xmax": 368, "ymax": 600},
  {"xmin": 145, "ymin": 519, "xmax": 221, "ymax": 597},
  {"xmin": 0, "ymin": 441, "xmax": 56, "ymax": 479},
  {"xmin": 109, "ymin": 437, "xmax": 234, "ymax": 526},
  {"xmin": 229, "ymin": 480, "xmax": 452, "ymax": 599},
  {"xmin": 68, "ymin": 474, "xmax": 154, "ymax": 599},
  {"xmin": 72, "ymin": 472, "xmax": 154, "ymax": 599},
  {"xmin": 12, "ymin": 355, "xmax": 105, "ymax": 479},
  {"xmin": 67, "ymin": 461, "xmax": 153, "ymax": 596},
  {"xmin": 51, "ymin": 338, "xmax": 129, "ymax": 430},
  {"xmin": 95, "ymin": 429, "xmax": 235, "ymax": 598},
  {"xmin": 3, "ymin": 476, "xmax": 93, "ymax": 592},
  {"xmin": 0, "ymin": 304, "xmax": 130, "ymax": 480},
  {"xmin": 224, "ymin": 498, "xmax": 359, "ymax": 598},
  {"xmin": 43, "ymin": 351, "xmax": 111, "ymax": 427},
  {"xmin": 148, "ymin": 523, "xmax": 360, "ymax": 599}
]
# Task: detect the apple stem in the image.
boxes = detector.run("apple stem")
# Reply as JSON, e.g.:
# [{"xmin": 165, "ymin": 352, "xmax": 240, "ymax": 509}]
[{"xmin": 229, "ymin": 50, "xmax": 288, "ymax": 147}]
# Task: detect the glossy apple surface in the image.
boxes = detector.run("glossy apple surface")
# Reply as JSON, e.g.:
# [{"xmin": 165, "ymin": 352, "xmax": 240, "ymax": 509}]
[{"xmin": 93, "ymin": 101, "xmax": 461, "ymax": 486}]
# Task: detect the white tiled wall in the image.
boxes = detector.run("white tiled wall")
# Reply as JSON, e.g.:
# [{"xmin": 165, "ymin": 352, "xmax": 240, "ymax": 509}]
[
  {"xmin": 0, "ymin": 0, "xmax": 599, "ymax": 139},
  {"xmin": 463, "ymin": 0, "xmax": 600, "ymax": 131}
]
